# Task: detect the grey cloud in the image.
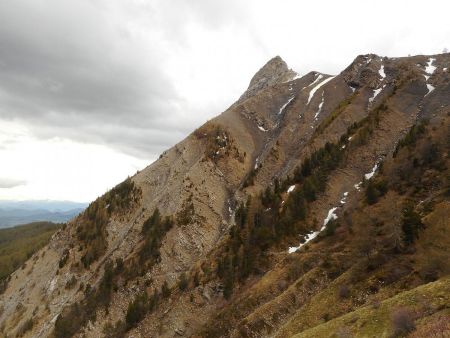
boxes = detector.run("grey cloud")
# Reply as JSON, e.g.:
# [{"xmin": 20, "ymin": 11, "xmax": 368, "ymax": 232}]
[
  {"xmin": 0, "ymin": 0, "xmax": 208, "ymax": 160},
  {"xmin": 0, "ymin": 178, "xmax": 27, "ymax": 189}
]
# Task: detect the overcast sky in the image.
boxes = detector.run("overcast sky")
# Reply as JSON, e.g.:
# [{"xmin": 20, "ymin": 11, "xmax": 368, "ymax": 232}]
[{"xmin": 0, "ymin": 0, "xmax": 449, "ymax": 202}]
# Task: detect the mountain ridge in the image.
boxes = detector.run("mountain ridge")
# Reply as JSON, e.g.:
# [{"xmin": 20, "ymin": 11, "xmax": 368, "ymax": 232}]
[{"xmin": 0, "ymin": 52, "xmax": 449, "ymax": 338}]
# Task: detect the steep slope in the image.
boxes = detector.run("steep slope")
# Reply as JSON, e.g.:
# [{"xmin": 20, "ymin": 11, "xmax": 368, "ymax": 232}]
[
  {"xmin": 0, "ymin": 53, "xmax": 449, "ymax": 338},
  {"xmin": 0, "ymin": 222, "xmax": 61, "ymax": 288}
]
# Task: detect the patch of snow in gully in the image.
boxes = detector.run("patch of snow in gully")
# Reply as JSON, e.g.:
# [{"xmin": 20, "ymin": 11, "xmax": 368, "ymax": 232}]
[
  {"xmin": 307, "ymin": 76, "xmax": 336, "ymax": 105},
  {"xmin": 314, "ymin": 92, "xmax": 324, "ymax": 120},
  {"xmin": 369, "ymin": 85, "xmax": 385, "ymax": 103},
  {"xmin": 425, "ymin": 58, "xmax": 436, "ymax": 75},
  {"xmin": 379, "ymin": 64, "xmax": 386, "ymax": 79},
  {"xmin": 289, "ymin": 191, "xmax": 348, "ymax": 253},
  {"xmin": 278, "ymin": 96, "xmax": 295, "ymax": 115},
  {"xmin": 364, "ymin": 163, "xmax": 378, "ymax": 180},
  {"xmin": 425, "ymin": 84, "xmax": 435, "ymax": 96}
]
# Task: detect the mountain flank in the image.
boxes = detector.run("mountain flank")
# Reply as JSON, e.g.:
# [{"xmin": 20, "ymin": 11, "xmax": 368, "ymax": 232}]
[{"xmin": 0, "ymin": 52, "xmax": 449, "ymax": 338}]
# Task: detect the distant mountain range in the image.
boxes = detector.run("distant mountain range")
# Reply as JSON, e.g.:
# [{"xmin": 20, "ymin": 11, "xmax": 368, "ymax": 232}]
[{"xmin": 0, "ymin": 200, "xmax": 87, "ymax": 228}]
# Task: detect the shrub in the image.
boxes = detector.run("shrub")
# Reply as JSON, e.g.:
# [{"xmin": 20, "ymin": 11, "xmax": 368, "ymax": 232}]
[
  {"xmin": 139, "ymin": 209, "xmax": 174, "ymax": 269},
  {"xmin": 125, "ymin": 292, "xmax": 148, "ymax": 329},
  {"xmin": 161, "ymin": 281, "xmax": 171, "ymax": 298},
  {"xmin": 325, "ymin": 220, "xmax": 338, "ymax": 236},
  {"xmin": 178, "ymin": 272, "xmax": 188, "ymax": 291},
  {"xmin": 193, "ymin": 271, "xmax": 200, "ymax": 287},
  {"xmin": 17, "ymin": 318, "xmax": 33, "ymax": 337},
  {"xmin": 77, "ymin": 177, "xmax": 141, "ymax": 267},
  {"xmin": 338, "ymin": 284, "xmax": 350, "ymax": 299},
  {"xmin": 401, "ymin": 204, "xmax": 424, "ymax": 244},
  {"xmin": 65, "ymin": 275, "xmax": 77, "ymax": 289},
  {"xmin": 366, "ymin": 179, "xmax": 388, "ymax": 205},
  {"xmin": 103, "ymin": 320, "xmax": 126, "ymax": 338},
  {"xmin": 391, "ymin": 307, "xmax": 416, "ymax": 336}
]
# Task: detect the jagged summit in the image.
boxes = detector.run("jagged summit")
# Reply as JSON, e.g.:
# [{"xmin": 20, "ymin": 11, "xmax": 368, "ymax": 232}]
[
  {"xmin": 238, "ymin": 55, "xmax": 297, "ymax": 104},
  {"xmin": 248, "ymin": 56, "xmax": 294, "ymax": 88}
]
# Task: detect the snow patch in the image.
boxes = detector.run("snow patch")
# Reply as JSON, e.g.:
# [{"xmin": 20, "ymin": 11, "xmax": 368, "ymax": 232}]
[
  {"xmin": 288, "ymin": 228, "xmax": 324, "ymax": 253},
  {"xmin": 340, "ymin": 192, "xmax": 349, "ymax": 204},
  {"xmin": 278, "ymin": 96, "xmax": 295, "ymax": 115},
  {"xmin": 258, "ymin": 125, "xmax": 268, "ymax": 132},
  {"xmin": 354, "ymin": 182, "xmax": 362, "ymax": 191},
  {"xmin": 349, "ymin": 85, "xmax": 356, "ymax": 92},
  {"xmin": 306, "ymin": 74, "xmax": 323, "ymax": 89},
  {"xmin": 443, "ymin": 68, "xmax": 448, "ymax": 72},
  {"xmin": 323, "ymin": 207, "xmax": 338, "ymax": 226},
  {"xmin": 254, "ymin": 157, "xmax": 260, "ymax": 170},
  {"xmin": 425, "ymin": 58, "xmax": 436, "ymax": 75},
  {"xmin": 288, "ymin": 192, "xmax": 348, "ymax": 253},
  {"xmin": 425, "ymin": 84, "xmax": 435, "ymax": 96},
  {"xmin": 314, "ymin": 92, "xmax": 324, "ymax": 120},
  {"xmin": 364, "ymin": 163, "xmax": 378, "ymax": 180},
  {"xmin": 307, "ymin": 76, "xmax": 336, "ymax": 105},
  {"xmin": 369, "ymin": 85, "xmax": 385, "ymax": 104},
  {"xmin": 287, "ymin": 185, "xmax": 296, "ymax": 193},
  {"xmin": 379, "ymin": 64, "xmax": 386, "ymax": 79}
]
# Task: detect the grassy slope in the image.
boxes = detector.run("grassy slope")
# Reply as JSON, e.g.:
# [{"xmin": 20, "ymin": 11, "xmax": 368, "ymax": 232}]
[
  {"xmin": 0, "ymin": 221, "xmax": 61, "ymax": 281},
  {"xmin": 278, "ymin": 201, "xmax": 450, "ymax": 338},
  {"xmin": 291, "ymin": 276, "xmax": 450, "ymax": 338}
]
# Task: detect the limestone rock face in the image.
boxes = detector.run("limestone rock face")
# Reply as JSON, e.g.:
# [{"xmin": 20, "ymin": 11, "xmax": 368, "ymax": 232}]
[{"xmin": 238, "ymin": 56, "xmax": 297, "ymax": 103}]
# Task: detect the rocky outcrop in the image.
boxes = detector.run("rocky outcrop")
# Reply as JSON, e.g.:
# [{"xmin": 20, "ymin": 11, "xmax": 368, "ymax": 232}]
[{"xmin": 237, "ymin": 56, "xmax": 297, "ymax": 104}]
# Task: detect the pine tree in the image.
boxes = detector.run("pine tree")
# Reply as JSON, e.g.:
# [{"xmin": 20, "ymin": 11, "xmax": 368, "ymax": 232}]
[
  {"xmin": 178, "ymin": 272, "xmax": 188, "ymax": 291},
  {"xmin": 161, "ymin": 280, "xmax": 171, "ymax": 298},
  {"xmin": 401, "ymin": 204, "xmax": 424, "ymax": 244},
  {"xmin": 223, "ymin": 272, "xmax": 233, "ymax": 300},
  {"xmin": 366, "ymin": 181, "xmax": 379, "ymax": 205}
]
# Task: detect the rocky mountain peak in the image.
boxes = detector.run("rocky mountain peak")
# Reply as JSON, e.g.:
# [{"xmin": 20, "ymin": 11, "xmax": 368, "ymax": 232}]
[
  {"xmin": 248, "ymin": 56, "xmax": 292, "ymax": 88},
  {"xmin": 237, "ymin": 55, "xmax": 297, "ymax": 104}
]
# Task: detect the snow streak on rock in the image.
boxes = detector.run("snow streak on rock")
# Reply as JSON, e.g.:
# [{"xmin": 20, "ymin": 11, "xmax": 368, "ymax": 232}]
[
  {"xmin": 314, "ymin": 92, "xmax": 324, "ymax": 120},
  {"xmin": 369, "ymin": 85, "xmax": 385, "ymax": 103},
  {"xmin": 288, "ymin": 228, "xmax": 324, "ymax": 253},
  {"xmin": 378, "ymin": 64, "xmax": 386, "ymax": 79},
  {"xmin": 364, "ymin": 163, "xmax": 378, "ymax": 180},
  {"xmin": 303, "ymin": 73, "xmax": 323, "ymax": 90},
  {"xmin": 287, "ymin": 185, "xmax": 296, "ymax": 193},
  {"xmin": 323, "ymin": 207, "xmax": 338, "ymax": 226},
  {"xmin": 425, "ymin": 84, "xmax": 435, "ymax": 96},
  {"xmin": 288, "ymin": 191, "xmax": 348, "ymax": 254},
  {"xmin": 278, "ymin": 96, "xmax": 295, "ymax": 115},
  {"xmin": 307, "ymin": 76, "xmax": 335, "ymax": 105},
  {"xmin": 340, "ymin": 192, "xmax": 349, "ymax": 204},
  {"xmin": 425, "ymin": 58, "xmax": 437, "ymax": 75}
]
